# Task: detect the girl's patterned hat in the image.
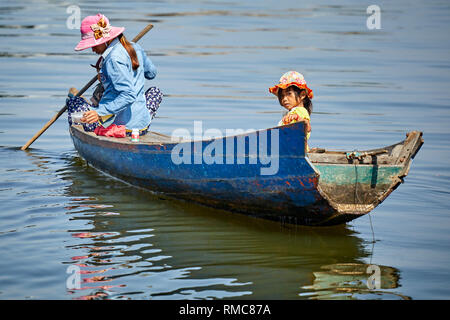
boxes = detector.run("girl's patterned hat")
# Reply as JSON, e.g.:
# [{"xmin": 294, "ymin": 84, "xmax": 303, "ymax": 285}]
[
  {"xmin": 269, "ymin": 71, "xmax": 314, "ymax": 99},
  {"xmin": 75, "ymin": 14, "xmax": 125, "ymax": 51}
]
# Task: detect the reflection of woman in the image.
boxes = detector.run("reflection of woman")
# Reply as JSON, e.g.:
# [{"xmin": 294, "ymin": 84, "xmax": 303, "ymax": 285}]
[{"xmin": 67, "ymin": 13, "xmax": 162, "ymax": 136}]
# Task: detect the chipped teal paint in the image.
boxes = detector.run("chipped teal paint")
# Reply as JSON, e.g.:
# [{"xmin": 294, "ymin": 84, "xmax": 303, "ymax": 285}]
[{"xmin": 314, "ymin": 164, "xmax": 404, "ymax": 186}]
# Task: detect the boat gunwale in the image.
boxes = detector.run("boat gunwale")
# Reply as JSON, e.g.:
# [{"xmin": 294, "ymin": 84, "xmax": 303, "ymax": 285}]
[
  {"xmin": 70, "ymin": 124, "xmax": 422, "ymax": 161},
  {"xmin": 70, "ymin": 122, "xmax": 305, "ymax": 146}
]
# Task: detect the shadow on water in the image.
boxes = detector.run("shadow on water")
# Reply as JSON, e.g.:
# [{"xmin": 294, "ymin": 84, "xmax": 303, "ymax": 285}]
[{"xmin": 20, "ymin": 148, "xmax": 410, "ymax": 300}]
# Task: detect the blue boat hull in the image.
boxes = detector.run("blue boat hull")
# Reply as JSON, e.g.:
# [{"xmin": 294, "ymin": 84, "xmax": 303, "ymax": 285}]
[{"xmin": 70, "ymin": 123, "xmax": 423, "ymax": 226}]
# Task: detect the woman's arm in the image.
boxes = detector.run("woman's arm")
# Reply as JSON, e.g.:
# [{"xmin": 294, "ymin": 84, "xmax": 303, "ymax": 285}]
[
  {"xmin": 134, "ymin": 43, "xmax": 157, "ymax": 80},
  {"xmin": 142, "ymin": 52, "xmax": 157, "ymax": 80}
]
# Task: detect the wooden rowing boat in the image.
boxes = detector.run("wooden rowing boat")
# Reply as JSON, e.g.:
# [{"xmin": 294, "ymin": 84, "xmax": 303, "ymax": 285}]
[{"xmin": 70, "ymin": 122, "xmax": 423, "ymax": 226}]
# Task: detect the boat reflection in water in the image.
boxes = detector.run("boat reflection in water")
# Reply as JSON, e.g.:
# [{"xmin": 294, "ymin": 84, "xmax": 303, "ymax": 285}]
[{"xmin": 301, "ymin": 263, "xmax": 411, "ymax": 300}]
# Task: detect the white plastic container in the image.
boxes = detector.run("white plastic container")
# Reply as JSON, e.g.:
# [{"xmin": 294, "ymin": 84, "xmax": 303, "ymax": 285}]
[
  {"xmin": 131, "ymin": 128, "xmax": 140, "ymax": 142},
  {"xmin": 71, "ymin": 112, "xmax": 85, "ymax": 123}
]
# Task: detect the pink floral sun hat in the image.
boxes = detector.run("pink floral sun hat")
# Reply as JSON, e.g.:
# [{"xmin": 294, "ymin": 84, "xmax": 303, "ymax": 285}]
[
  {"xmin": 75, "ymin": 14, "xmax": 125, "ymax": 51},
  {"xmin": 269, "ymin": 71, "xmax": 314, "ymax": 99}
]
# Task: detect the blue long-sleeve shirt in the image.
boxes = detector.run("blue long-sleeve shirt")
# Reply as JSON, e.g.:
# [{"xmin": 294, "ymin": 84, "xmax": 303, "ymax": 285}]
[{"xmin": 94, "ymin": 37, "xmax": 157, "ymax": 130}]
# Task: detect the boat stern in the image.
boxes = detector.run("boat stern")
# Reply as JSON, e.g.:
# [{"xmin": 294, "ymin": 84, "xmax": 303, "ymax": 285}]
[{"xmin": 308, "ymin": 131, "xmax": 424, "ymax": 225}]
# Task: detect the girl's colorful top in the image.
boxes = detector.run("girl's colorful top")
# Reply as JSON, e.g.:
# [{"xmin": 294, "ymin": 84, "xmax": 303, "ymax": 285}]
[
  {"xmin": 278, "ymin": 106, "xmax": 311, "ymax": 151},
  {"xmin": 95, "ymin": 37, "xmax": 157, "ymax": 130}
]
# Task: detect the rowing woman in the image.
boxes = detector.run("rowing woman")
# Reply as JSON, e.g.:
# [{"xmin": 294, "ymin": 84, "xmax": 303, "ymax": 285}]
[{"xmin": 67, "ymin": 13, "xmax": 162, "ymax": 137}]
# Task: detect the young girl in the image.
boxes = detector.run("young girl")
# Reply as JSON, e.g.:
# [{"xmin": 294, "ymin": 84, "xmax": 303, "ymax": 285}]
[
  {"xmin": 269, "ymin": 71, "xmax": 313, "ymax": 151},
  {"xmin": 67, "ymin": 13, "xmax": 162, "ymax": 136}
]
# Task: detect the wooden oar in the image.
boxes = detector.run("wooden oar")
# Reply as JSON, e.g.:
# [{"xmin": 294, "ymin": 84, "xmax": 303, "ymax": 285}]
[{"xmin": 21, "ymin": 23, "xmax": 154, "ymax": 151}]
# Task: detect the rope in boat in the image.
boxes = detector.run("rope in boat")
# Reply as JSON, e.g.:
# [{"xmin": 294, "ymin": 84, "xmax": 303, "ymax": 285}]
[
  {"xmin": 348, "ymin": 150, "xmax": 376, "ymax": 263},
  {"xmin": 349, "ymin": 150, "xmax": 362, "ymax": 205}
]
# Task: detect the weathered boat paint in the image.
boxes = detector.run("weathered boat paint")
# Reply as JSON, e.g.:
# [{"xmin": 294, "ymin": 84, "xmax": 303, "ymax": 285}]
[
  {"xmin": 70, "ymin": 122, "xmax": 423, "ymax": 226},
  {"xmin": 314, "ymin": 164, "xmax": 404, "ymax": 186}
]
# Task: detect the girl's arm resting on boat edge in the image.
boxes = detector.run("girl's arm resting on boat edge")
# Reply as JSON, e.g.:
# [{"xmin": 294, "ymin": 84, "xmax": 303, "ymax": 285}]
[
  {"xmin": 282, "ymin": 113, "xmax": 300, "ymax": 124},
  {"xmin": 281, "ymin": 114, "xmax": 311, "ymax": 132}
]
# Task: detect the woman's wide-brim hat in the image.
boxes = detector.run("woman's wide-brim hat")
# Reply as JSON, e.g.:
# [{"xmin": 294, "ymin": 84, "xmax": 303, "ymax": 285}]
[
  {"xmin": 75, "ymin": 13, "xmax": 125, "ymax": 51},
  {"xmin": 269, "ymin": 71, "xmax": 314, "ymax": 99}
]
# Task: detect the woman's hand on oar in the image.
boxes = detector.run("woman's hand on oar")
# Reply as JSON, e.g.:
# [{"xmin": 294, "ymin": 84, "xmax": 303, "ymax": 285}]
[{"xmin": 20, "ymin": 23, "xmax": 154, "ymax": 151}]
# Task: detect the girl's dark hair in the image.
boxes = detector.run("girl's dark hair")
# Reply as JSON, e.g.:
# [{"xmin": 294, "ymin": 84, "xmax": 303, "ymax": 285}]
[
  {"xmin": 118, "ymin": 34, "xmax": 140, "ymax": 70},
  {"xmin": 277, "ymin": 86, "xmax": 313, "ymax": 115}
]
